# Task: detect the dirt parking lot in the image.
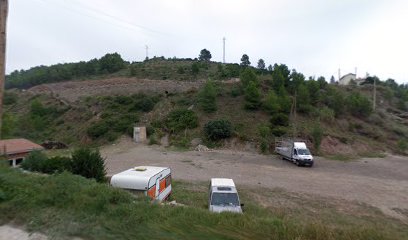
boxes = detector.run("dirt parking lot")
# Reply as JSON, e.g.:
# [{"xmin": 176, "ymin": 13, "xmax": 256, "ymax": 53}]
[{"xmin": 102, "ymin": 138, "xmax": 408, "ymax": 222}]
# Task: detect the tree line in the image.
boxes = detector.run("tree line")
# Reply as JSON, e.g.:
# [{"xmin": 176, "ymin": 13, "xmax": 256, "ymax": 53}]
[{"xmin": 6, "ymin": 53, "xmax": 126, "ymax": 89}]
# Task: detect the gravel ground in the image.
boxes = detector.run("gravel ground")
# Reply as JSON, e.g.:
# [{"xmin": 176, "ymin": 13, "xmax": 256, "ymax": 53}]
[
  {"xmin": 102, "ymin": 138, "xmax": 408, "ymax": 222},
  {"xmin": 0, "ymin": 225, "xmax": 47, "ymax": 240}
]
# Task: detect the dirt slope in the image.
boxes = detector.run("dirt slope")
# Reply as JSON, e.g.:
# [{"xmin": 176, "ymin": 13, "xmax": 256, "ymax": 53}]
[{"xmin": 28, "ymin": 77, "xmax": 204, "ymax": 102}]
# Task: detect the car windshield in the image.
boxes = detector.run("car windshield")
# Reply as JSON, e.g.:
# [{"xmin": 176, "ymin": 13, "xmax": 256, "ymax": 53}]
[
  {"xmin": 211, "ymin": 192, "xmax": 239, "ymax": 206},
  {"xmin": 297, "ymin": 149, "xmax": 310, "ymax": 155}
]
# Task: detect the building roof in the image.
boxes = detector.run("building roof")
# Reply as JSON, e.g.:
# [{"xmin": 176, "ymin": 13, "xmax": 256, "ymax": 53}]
[
  {"xmin": 0, "ymin": 138, "xmax": 44, "ymax": 155},
  {"xmin": 340, "ymin": 73, "xmax": 356, "ymax": 79}
]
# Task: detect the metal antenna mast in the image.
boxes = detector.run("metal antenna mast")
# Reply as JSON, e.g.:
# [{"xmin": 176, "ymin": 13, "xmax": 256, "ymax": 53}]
[
  {"xmin": 222, "ymin": 37, "xmax": 226, "ymax": 63},
  {"xmin": 373, "ymin": 76, "xmax": 376, "ymax": 111},
  {"xmin": 145, "ymin": 45, "xmax": 149, "ymax": 60}
]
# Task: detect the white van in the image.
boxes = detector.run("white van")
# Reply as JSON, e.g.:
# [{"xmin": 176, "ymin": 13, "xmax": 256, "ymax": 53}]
[
  {"xmin": 275, "ymin": 139, "xmax": 314, "ymax": 167},
  {"xmin": 110, "ymin": 166, "xmax": 172, "ymax": 201},
  {"xmin": 208, "ymin": 178, "xmax": 243, "ymax": 213}
]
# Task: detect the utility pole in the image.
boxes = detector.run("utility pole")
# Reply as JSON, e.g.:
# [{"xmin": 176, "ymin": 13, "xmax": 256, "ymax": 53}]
[
  {"xmin": 373, "ymin": 76, "xmax": 376, "ymax": 111},
  {"xmin": 0, "ymin": 0, "xmax": 8, "ymax": 139},
  {"xmin": 222, "ymin": 37, "xmax": 225, "ymax": 64},
  {"xmin": 145, "ymin": 45, "xmax": 148, "ymax": 60}
]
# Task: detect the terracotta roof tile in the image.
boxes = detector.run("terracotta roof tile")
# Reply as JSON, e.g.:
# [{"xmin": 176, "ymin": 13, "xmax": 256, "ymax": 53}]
[{"xmin": 0, "ymin": 139, "xmax": 44, "ymax": 155}]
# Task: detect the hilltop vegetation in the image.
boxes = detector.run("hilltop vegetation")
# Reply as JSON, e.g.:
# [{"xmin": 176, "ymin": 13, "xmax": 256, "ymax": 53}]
[{"xmin": 3, "ymin": 52, "xmax": 408, "ymax": 156}]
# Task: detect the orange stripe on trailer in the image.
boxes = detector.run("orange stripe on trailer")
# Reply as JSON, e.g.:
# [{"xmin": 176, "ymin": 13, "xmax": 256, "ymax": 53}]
[
  {"xmin": 147, "ymin": 186, "xmax": 156, "ymax": 199},
  {"xmin": 159, "ymin": 179, "xmax": 166, "ymax": 193}
]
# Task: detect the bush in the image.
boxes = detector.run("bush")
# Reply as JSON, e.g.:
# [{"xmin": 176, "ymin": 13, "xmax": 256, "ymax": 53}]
[
  {"xmin": 271, "ymin": 126, "xmax": 288, "ymax": 137},
  {"xmin": 311, "ymin": 124, "xmax": 324, "ymax": 153},
  {"xmin": 87, "ymin": 121, "xmax": 109, "ymax": 139},
  {"xmin": 204, "ymin": 120, "xmax": 232, "ymax": 140},
  {"xmin": 319, "ymin": 107, "xmax": 335, "ymax": 123},
  {"xmin": 347, "ymin": 92, "xmax": 372, "ymax": 117},
  {"xmin": 244, "ymin": 81, "xmax": 262, "ymax": 110},
  {"xmin": 21, "ymin": 151, "xmax": 47, "ymax": 172},
  {"xmin": 397, "ymin": 140, "xmax": 408, "ymax": 153},
  {"xmin": 263, "ymin": 90, "xmax": 280, "ymax": 114},
  {"xmin": 198, "ymin": 80, "xmax": 217, "ymax": 113},
  {"xmin": 4, "ymin": 92, "xmax": 17, "ymax": 105},
  {"xmin": 41, "ymin": 156, "xmax": 72, "ymax": 174},
  {"xmin": 230, "ymin": 85, "xmax": 243, "ymax": 97},
  {"xmin": 71, "ymin": 148, "xmax": 106, "ymax": 182},
  {"xmin": 133, "ymin": 98, "xmax": 155, "ymax": 112},
  {"xmin": 270, "ymin": 113, "xmax": 289, "ymax": 127},
  {"xmin": 166, "ymin": 109, "xmax": 198, "ymax": 132}
]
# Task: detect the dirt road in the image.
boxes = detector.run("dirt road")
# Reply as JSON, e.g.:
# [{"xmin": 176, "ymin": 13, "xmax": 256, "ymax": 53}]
[{"xmin": 102, "ymin": 138, "xmax": 408, "ymax": 221}]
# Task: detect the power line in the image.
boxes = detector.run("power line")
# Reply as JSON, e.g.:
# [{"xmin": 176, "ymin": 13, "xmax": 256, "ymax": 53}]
[{"xmin": 36, "ymin": 0, "xmax": 170, "ymax": 37}]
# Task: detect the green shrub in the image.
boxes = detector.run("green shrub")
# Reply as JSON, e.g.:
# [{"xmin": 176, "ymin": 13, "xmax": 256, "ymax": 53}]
[
  {"xmin": 4, "ymin": 92, "xmax": 17, "ymax": 105},
  {"xmin": 230, "ymin": 85, "xmax": 243, "ymax": 97},
  {"xmin": 347, "ymin": 92, "xmax": 372, "ymax": 117},
  {"xmin": 114, "ymin": 95, "xmax": 133, "ymax": 105},
  {"xmin": 166, "ymin": 109, "xmax": 198, "ymax": 132},
  {"xmin": 240, "ymin": 68, "xmax": 258, "ymax": 88},
  {"xmin": 87, "ymin": 121, "xmax": 109, "ymax": 139},
  {"xmin": 270, "ymin": 113, "xmax": 289, "ymax": 127},
  {"xmin": 263, "ymin": 90, "xmax": 280, "ymax": 114},
  {"xmin": 21, "ymin": 151, "xmax": 47, "ymax": 172},
  {"xmin": 260, "ymin": 140, "xmax": 269, "ymax": 154},
  {"xmin": 198, "ymin": 80, "xmax": 217, "ymax": 113},
  {"xmin": 271, "ymin": 126, "xmax": 288, "ymax": 137},
  {"xmin": 133, "ymin": 98, "xmax": 155, "ymax": 112},
  {"xmin": 204, "ymin": 120, "xmax": 232, "ymax": 140},
  {"xmin": 244, "ymin": 81, "xmax": 262, "ymax": 110},
  {"xmin": 397, "ymin": 140, "xmax": 408, "ymax": 153},
  {"xmin": 41, "ymin": 156, "xmax": 72, "ymax": 174},
  {"xmin": 311, "ymin": 124, "xmax": 324, "ymax": 153},
  {"xmin": 71, "ymin": 148, "xmax": 106, "ymax": 182},
  {"xmin": 319, "ymin": 107, "xmax": 335, "ymax": 123}
]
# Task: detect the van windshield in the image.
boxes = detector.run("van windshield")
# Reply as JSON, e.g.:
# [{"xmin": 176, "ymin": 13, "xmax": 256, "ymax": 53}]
[
  {"xmin": 297, "ymin": 149, "xmax": 310, "ymax": 155},
  {"xmin": 211, "ymin": 193, "xmax": 239, "ymax": 206}
]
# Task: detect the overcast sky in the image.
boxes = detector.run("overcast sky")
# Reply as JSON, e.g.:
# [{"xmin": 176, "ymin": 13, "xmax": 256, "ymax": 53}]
[{"xmin": 5, "ymin": 0, "xmax": 408, "ymax": 83}]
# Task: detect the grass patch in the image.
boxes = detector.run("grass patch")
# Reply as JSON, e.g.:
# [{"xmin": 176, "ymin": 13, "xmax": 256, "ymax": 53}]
[
  {"xmin": 0, "ymin": 166, "xmax": 407, "ymax": 239},
  {"xmin": 358, "ymin": 152, "xmax": 387, "ymax": 158},
  {"xmin": 325, "ymin": 154, "xmax": 356, "ymax": 161}
]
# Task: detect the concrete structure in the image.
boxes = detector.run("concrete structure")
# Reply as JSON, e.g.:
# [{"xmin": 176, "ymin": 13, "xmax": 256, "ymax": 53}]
[
  {"xmin": 133, "ymin": 126, "xmax": 147, "ymax": 143},
  {"xmin": 339, "ymin": 73, "xmax": 365, "ymax": 86},
  {"xmin": 0, "ymin": 138, "xmax": 44, "ymax": 167},
  {"xmin": 339, "ymin": 73, "xmax": 357, "ymax": 85}
]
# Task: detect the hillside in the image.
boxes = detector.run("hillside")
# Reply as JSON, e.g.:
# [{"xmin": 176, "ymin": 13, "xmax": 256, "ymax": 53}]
[{"xmin": 3, "ymin": 56, "xmax": 408, "ymax": 157}]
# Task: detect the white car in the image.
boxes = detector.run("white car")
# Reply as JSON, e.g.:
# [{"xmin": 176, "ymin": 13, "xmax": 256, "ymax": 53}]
[{"xmin": 208, "ymin": 178, "xmax": 243, "ymax": 213}]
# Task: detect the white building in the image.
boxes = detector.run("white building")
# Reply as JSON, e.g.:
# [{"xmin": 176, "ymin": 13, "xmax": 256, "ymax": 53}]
[
  {"xmin": 338, "ymin": 73, "xmax": 365, "ymax": 86},
  {"xmin": 339, "ymin": 73, "xmax": 357, "ymax": 85}
]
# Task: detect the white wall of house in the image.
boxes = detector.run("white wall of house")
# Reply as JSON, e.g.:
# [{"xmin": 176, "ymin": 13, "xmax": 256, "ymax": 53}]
[{"xmin": 339, "ymin": 74, "xmax": 357, "ymax": 85}]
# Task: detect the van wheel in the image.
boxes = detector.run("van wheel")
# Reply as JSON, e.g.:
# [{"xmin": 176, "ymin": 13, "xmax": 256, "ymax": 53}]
[{"xmin": 295, "ymin": 160, "xmax": 301, "ymax": 167}]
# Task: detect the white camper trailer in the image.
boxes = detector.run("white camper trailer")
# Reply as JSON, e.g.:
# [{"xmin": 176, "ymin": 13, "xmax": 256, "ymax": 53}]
[{"xmin": 110, "ymin": 166, "xmax": 172, "ymax": 201}]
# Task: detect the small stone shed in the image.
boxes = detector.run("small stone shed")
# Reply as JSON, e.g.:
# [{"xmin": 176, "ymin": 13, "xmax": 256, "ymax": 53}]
[{"xmin": 0, "ymin": 138, "xmax": 44, "ymax": 167}]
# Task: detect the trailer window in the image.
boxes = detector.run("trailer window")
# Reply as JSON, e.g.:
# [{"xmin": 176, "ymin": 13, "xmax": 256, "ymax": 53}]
[{"xmin": 166, "ymin": 175, "xmax": 171, "ymax": 188}]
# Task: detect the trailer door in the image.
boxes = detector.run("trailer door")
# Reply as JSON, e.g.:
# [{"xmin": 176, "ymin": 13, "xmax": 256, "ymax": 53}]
[{"xmin": 155, "ymin": 177, "xmax": 160, "ymax": 198}]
